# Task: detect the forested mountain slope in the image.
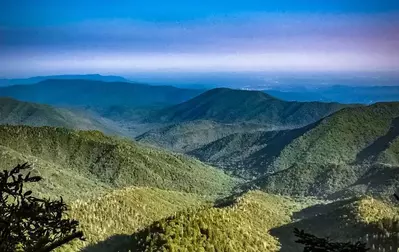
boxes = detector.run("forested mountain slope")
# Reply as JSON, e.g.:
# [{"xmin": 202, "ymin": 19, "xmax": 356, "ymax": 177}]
[
  {"xmin": 190, "ymin": 102, "xmax": 399, "ymax": 198},
  {"xmin": 0, "ymin": 125, "xmax": 238, "ymax": 200},
  {"xmin": 0, "ymin": 97, "xmax": 128, "ymax": 135}
]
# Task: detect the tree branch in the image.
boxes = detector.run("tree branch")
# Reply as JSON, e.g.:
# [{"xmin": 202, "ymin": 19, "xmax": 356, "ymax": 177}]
[{"xmin": 33, "ymin": 231, "xmax": 84, "ymax": 252}]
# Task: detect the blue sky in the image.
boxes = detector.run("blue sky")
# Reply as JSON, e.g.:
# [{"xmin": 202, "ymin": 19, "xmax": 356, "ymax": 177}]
[
  {"xmin": 1, "ymin": 0, "xmax": 399, "ymax": 77},
  {"xmin": 2, "ymin": 0, "xmax": 399, "ymax": 26}
]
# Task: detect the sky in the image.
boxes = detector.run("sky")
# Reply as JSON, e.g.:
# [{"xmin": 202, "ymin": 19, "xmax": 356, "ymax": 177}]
[{"xmin": 1, "ymin": 0, "xmax": 399, "ymax": 77}]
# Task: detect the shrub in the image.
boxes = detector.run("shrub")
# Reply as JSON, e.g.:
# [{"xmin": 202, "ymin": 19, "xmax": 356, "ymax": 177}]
[{"xmin": 0, "ymin": 163, "xmax": 84, "ymax": 252}]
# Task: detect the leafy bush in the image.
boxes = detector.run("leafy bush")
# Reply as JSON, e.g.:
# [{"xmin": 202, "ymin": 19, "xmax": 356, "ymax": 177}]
[{"xmin": 0, "ymin": 163, "xmax": 84, "ymax": 252}]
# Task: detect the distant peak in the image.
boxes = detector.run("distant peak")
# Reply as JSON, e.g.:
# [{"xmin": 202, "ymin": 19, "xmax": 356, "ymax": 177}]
[{"xmin": 202, "ymin": 87, "xmax": 278, "ymax": 100}]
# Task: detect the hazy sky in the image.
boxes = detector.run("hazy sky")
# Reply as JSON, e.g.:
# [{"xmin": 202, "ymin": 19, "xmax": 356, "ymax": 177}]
[{"xmin": 1, "ymin": 0, "xmax": 399, "ymax": 77}]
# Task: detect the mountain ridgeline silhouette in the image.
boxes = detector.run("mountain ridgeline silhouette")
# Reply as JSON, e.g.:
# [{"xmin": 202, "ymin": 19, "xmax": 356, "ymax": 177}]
[{"xmin": 0, "ymin": 79, "xmax": 204, "ymax": 108}]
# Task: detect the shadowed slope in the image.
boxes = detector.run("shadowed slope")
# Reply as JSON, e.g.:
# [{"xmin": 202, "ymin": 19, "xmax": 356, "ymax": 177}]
[
  {"xmin": 271, "ymin": 197, "xmax": 399, "ymax": 251},
  {"xmin": 189, "ymin": 123, "xmax": 314, "ymax": 178}
]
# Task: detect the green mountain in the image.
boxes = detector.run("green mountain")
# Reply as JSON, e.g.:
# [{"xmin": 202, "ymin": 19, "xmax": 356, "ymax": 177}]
[
  {"xmin": 150, "ymin": 88, "xmax": 351, "ymax": 126},
  {"xmin": 0, "ymin": 79, "xmax": 203, "ymax": 108},
  {"xmin": 0, "ymin": 97, "xmax": 128, "ymax": 136},
  {"xmin": 0, "ymin": 125, "xmax": 238, "ymax": 200},
  {"xmin": 267, "ymin": 102, "xmax": 399, "ymax": 171},
  {"xmin": 136, "ymin": 88, "xmax": 351, "ymax": 154},
  {"xmin": 136, "ymin": 120, "xmax": 269, "ymax": 152},
  {"xmin": 190, "ymin": 102, "xmax": 399, "ymax": 198},
  {"xmin": 255, "ymin": 103, "xmax": 399, "ymax": 198},
  {"xmin": 3, "ymin": 79, "xmax": 399, "ymax": 251}
]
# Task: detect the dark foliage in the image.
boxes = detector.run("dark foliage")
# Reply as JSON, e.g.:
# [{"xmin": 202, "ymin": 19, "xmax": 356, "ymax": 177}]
[
  {"xmin": 0, "ymin": 163, "xmax": 84, "ymax": 252},
  {"xmin": 293, "ymin": 228, "xmax": 369, "ymax": 252}
]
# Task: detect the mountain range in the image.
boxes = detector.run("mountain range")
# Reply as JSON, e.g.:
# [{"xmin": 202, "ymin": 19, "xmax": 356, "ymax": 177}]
[
  {"xmin": 137, "ymin": 88, "xmax": 354, "ymax": 153},
  {"xmin": 1, "ymin": 77, "xmax": 399, "ymax": 251},
  {"xmin": 3, "ymin": 74, "xmax": 397, "ymax": 104},
  {"xmin": 265, "ymin": 85, "xmax": 399, "ymax": 104},
  {"xmin": 0, "ymin": 74, "xmax": 130, "ymax": 86},
  {"xmin": 0, "ymin": 79, "xmax": 203, "ymax": 108}
]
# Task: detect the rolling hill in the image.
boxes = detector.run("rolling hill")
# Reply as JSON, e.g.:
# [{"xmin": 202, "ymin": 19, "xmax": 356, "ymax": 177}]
[
  {"xmin": 0, "ymin": 79, "xmax": 204, "ymax": 108},
  {"xmin": 0, "ymin": 97, "xmax": 129, "ymax": 136},
  {"xmin": 0, "ymin": 125, "xmax": 238, "ymax": 200},
  {"xmin": 149, "ymin": 88, "xmax": 352, "ymax": 127}
]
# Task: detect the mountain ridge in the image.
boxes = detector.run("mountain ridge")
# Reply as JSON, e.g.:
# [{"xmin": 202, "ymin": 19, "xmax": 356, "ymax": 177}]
[
  {"xmin": 0, "ymin": 97, "xmax": 129, "ymax": 136},
  {"xmin": 150, "ymin": 87, "xmax": 353, "ymax": 127},
  {"xmin": 0, "ymin": 79, "xmax": 204, "ymax": 108}
]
